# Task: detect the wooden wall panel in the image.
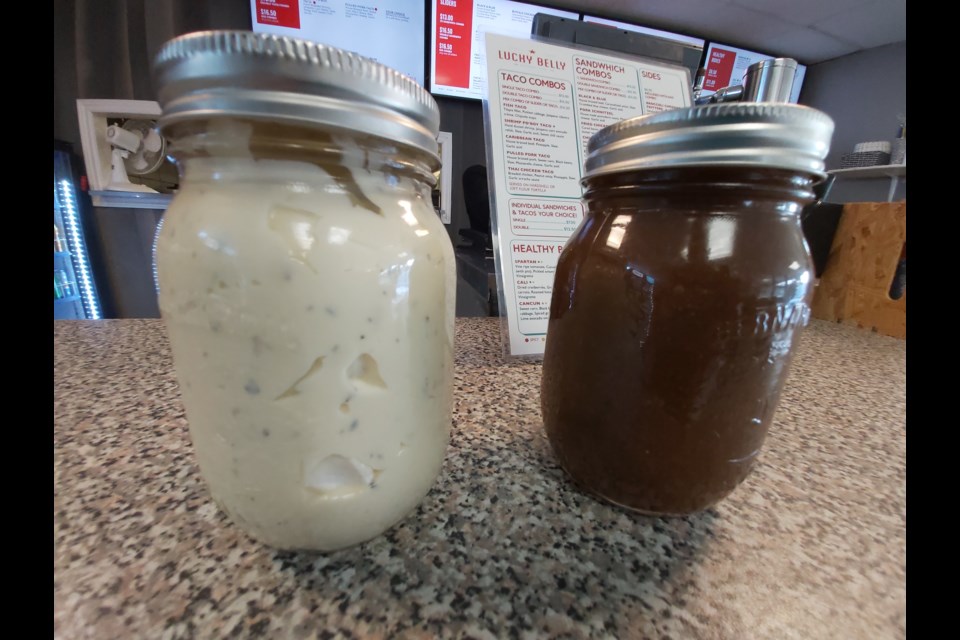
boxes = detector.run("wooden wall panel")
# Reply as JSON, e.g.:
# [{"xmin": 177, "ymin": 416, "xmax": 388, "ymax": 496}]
[{"xmin": 811, "ymin": 202, "xmax": 906, "ymax": 338}]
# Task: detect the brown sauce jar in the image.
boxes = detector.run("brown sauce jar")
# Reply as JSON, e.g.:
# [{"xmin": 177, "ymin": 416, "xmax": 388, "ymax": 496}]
[{"xmin": 541, "ymin": 104, "xmax": 834, "ymax": 515}]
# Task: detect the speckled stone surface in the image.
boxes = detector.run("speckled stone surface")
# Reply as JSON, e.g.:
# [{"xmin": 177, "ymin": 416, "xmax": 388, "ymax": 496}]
[{"xmin": 54, "ymin": 318, "xmax": 905, "ymax": 639}]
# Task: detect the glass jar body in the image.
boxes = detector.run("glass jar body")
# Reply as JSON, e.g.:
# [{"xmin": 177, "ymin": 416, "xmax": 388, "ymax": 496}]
[
  {"xmin": 541, "ymin": 167, "xmax": 816, "ymax": 515},
  {"xmin": 157, "ymin": 119, "xmax": 455, "ymax": 550}
]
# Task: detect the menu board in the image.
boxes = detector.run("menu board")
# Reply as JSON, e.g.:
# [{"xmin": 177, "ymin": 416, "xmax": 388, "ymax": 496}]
[
  {"xmin": 251, "ymin": 1, "xmax": 426, "ymax": 85},
  {"xmin": 582, "ymin": 15, "xmax": 705, "ymax": 49},
  {"xmin": 702, "ymin": 42, "xmax": 806, "ymax": 104},
  {"xmin": 431, "ymin": 0, "xmax": 579, "ymax": 100},
  {"xmin": 484, "ymin": 33, "xmax": 691, "ymax": 357}
]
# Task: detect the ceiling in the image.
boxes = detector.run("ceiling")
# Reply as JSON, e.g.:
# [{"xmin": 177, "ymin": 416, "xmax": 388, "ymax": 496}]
[{"xmin": 546, "ymin": 0, "xmax": 906, "ymax": 64}]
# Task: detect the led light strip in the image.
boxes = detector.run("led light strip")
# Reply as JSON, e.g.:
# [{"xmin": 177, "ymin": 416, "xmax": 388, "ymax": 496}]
[{"xmin": 57, "ymin": 179, "xmax": 101, "ymax": 319}]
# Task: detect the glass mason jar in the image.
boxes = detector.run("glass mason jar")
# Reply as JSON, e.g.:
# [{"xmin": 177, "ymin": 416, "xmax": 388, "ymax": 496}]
[
  {"xmin": 152, "ymin": 32, "xmax": 455, "ymax": 551},
  {"xmin": 541, "ymin": 104, "xmax": 834, "ymax": 516}
]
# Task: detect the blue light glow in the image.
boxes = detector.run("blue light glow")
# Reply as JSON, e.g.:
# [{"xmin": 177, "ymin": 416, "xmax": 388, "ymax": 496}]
[{"xmin": 57, "ymin": 179, "xmax": 101, "ymax": 319}]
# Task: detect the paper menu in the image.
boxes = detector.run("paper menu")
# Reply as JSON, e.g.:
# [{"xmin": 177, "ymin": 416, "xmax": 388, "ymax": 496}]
[
  {"xmin": 252, "ymin": 1, "xmax": 426, "ymax": 84},
  {"xmin": 432, "ymin": 0, "xmax": 579, "ymax": 100},
  {"xmin": 483, "ymin": 33, "xmax": 691, "ymax": 357}
]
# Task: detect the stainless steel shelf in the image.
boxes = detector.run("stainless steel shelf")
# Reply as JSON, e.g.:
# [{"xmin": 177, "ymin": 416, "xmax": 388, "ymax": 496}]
[
  {"xmin": 89, "ymin": 190, "xmax": 173, "ymax": 210},
  {"xmin": 828, "ymin": 164, "xmax": 906, "ymax": 202}
]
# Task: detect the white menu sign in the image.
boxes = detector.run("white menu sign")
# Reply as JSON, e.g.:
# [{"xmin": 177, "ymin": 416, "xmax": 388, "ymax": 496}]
[{"xmin": 484, "ymin": 33, "xmax": 691, "ymax": 357}]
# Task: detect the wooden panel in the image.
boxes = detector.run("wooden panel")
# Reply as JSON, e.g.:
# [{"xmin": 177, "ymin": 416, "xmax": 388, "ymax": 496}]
[{"xmin": 811, "ymin": 202, "xmax": 906, "ymax": 338}]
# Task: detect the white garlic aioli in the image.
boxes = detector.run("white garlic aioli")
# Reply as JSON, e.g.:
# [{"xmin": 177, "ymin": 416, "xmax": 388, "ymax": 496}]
[{"xmin": 157, "ymin": 122, "xmax": 455, "ymax": 551}]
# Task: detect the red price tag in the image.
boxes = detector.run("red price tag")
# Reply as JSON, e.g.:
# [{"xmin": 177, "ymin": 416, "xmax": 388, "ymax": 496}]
[
  {"xmin": 255, "ymin": 0, "xmax": 300, "ymax": 29},
  {"xmin": 434, "ymin": 0, "xmax": 474, "ymax": 89},
  {"xmin": 703, "ymin": 47, "xmax": 736, "ymax": 92}
]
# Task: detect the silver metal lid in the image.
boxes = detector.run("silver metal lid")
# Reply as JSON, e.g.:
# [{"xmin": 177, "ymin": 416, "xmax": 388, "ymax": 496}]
[
  {"xmin": 584, "ymin": 103, "xmax": 834, "ymax": 179},
  {"xmin": 152, "ymin": 30, "xmax": 440, "ymax": 163}
]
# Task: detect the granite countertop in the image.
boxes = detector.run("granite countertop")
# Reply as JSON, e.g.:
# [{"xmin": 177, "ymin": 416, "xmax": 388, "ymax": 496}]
[{"xmin": 54, "ymin": 318, "xmax": 906, "ymax": 639}]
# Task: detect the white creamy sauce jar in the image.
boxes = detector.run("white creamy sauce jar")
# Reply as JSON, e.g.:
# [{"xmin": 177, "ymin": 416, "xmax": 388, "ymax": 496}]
[{"xmin": 152, "ymin": 31, "xmax": 455, "ymax": 551}]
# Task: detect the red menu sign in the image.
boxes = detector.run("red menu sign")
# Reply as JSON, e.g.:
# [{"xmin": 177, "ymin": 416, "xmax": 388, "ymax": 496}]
[
  {"xmin": 435, "ymin": 0, "xmax": 474, "ymax": 89},
  {"xmin": 703, "ymin": 46, "xmax": 735, "ymax": 92},
  {"xmin": 255, "ymin": 0, "xmax": 301, "ymax": 29}
]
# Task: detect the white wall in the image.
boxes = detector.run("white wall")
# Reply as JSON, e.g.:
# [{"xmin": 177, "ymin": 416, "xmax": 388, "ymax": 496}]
[{"xmin": 800, "ymin": 41, "xmax": 906, "ymax": 202}]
